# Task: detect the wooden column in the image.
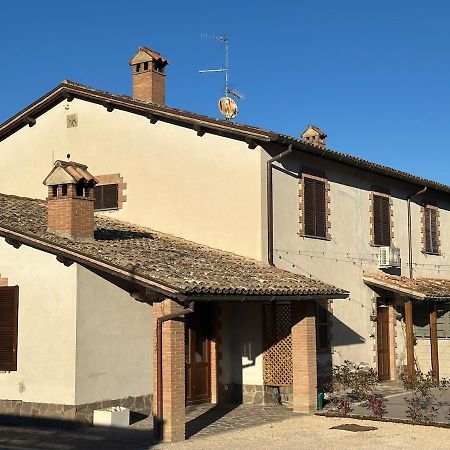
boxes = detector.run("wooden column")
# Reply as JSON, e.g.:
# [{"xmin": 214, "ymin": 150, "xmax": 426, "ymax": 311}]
[
  {"xmin": 429, "ymin": 301, "xmax": 440, "ymax": 384},
  {"xmin": 152, "ymin": 299, "xmax": 186, "ymax": 442},
  {"xmin": 405, "ymin": 299, "xmax": 415, "ymax": 379},
  {"xmin": 292, "ymin": 301, "xmax": 317, "ymax": 413}
]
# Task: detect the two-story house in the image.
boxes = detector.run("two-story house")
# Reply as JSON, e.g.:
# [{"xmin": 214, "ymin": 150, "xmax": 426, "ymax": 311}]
[{"xmin": 0, "ymin": 45, "xmax": 449, "ymax": 440}]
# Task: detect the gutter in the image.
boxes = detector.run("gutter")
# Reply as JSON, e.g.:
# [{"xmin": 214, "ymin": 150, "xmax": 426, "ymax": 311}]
[
  {"xmin": 407, "ymin": 186, "xmax": 427, "ymax": 279},
  {"xmin": 267, "ymin": 144, "xmax": 293, "ymax": 266},
  {"xmin": 155, "ymin": 301, "xmax": 195, "ymax": 441}
]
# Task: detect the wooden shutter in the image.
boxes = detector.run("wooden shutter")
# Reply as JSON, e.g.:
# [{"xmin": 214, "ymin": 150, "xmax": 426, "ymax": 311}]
[
  {"xmin": 303, "ymin": 177, "xmax": 327, "ymax": 238},
  {"xmin": 424, "ymin": 207, "xmax": 439, "ymax": 254},
  {"xmin": 0, "ymin": 286, "xmax": 19, "ymax": 371},
  {"xmin": 316, "ymin": 303, "xmax": 329, "ymax": 351},
  {"xmin": 373, "ymin": 195, "xmax": 391, "ymax": 246},
  {"xmin": 94, "ymin": 184, "xmax": 119, "ymax": 210}
]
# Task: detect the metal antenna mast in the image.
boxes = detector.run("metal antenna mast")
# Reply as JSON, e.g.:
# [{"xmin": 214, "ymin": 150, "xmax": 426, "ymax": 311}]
[{"xmin": 199, "ymin": 34, "xmax": 243, "ymax": 120}]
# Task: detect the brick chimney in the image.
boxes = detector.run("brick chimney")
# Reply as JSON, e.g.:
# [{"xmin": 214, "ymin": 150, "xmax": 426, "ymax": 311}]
[
  {"xmin": 301, "ymin": 125, "xmax": 327, "ymax": 149},
  {"xmin": 43, "ymin": 161, "xmax": 98, "ymax": 240},
  {"xmin": 129, "ymin": 46, "xmax": 169, "ymax": 105}
]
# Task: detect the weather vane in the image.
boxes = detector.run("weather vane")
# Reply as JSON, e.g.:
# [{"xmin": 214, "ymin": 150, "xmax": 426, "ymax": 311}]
[{"xmin": 199, "ymin": 34, "xmax": 243, "ymax": 121}]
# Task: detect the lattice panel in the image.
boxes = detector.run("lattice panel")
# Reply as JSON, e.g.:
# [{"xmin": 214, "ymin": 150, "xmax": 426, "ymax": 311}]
[{"xmin": 263, "ymin": 304, "xmax": 293, "ymax": 386}]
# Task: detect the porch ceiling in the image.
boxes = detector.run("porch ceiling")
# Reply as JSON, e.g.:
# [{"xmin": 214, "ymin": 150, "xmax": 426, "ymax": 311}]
[{"xmin": 363, "ymin": 273, "xmax": 450, "ymax": 301}]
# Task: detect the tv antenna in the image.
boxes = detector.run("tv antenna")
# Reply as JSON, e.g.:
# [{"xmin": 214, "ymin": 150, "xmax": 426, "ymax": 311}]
[{"xmin": 199, "ymin": 34, "xmax": 243, "ymax": 120}]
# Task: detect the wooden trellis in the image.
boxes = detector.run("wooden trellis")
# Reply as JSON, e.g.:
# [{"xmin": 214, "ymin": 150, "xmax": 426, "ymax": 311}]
[{"xmin": 263, "ymin": 303, "xmax": 293, "ymax": 386}]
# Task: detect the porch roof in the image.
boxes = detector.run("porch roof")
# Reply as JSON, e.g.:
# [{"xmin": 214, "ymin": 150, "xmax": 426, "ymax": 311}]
[
  {"xmin": 363, "ymin": 273, "xmax": 450, "ymax": 301},
  {"xmin": 0, "ymin": 193, "xmax": 348, "ymax": 301}
]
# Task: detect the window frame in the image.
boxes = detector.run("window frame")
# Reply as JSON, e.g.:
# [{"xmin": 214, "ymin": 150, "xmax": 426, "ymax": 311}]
[
  {"xmin": 299, "ymin": 172, "xmax": 331, "ymax": 240},
  {"xmin": 0, "ymin": 285, "xmax": 19, "ymax": 372},
  {"xmin": 370, "ymin": 191, "xmax": 393, "ymax": 247},
  {"xmin": 422, "ymin": 204, "xmax": 440, "ymax": 255},
  {"xmin": 93, "ymin": 174, "xmax": 127, "ymax": 212}
]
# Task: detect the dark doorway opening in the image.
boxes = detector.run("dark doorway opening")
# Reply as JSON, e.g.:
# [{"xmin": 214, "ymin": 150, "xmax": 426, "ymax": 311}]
[{"xmin": 186, "ymin": 303, "xmax": 212, "ymax": 405}]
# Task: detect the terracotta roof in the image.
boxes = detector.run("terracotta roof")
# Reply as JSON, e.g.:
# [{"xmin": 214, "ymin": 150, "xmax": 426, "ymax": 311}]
[
  {"xmin": 129, "ymin": 46, "xmax": 169, "ymax": 65},
  {"xmin": 1, "ymin": 80, "xmax": 450, "ymax": 195},
  {"xmin": 363, "ymin": 273, "xmax": 450, "ymax": 301},
  {"xmin": 0, "ymin": 193, "xmax": 347, "ymax": 300}
]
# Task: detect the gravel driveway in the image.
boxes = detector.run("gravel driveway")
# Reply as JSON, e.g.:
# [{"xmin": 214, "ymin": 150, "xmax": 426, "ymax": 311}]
[{"xmin": 154, "ymin": 414, "xmax": 450, "ymax": 450}]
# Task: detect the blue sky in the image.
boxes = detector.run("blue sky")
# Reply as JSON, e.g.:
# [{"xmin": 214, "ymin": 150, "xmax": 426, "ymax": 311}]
[{"xmin": 1, "ymin": 1, "xmax": 449, "ymax": 184}]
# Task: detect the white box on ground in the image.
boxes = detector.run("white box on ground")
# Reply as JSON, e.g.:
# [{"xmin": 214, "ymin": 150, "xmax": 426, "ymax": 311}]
[{"xmin": 93, "ymin": 407, "xmax": 130, "ymax": 427}]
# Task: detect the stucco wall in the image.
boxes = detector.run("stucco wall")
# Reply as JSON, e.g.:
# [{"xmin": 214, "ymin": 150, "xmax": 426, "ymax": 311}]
[
  {"xmin": 0, "ymin": 240, "xmax": 77, "ymax": 404},
  {"xmin": 268, "ymin": 148, "xmax": 450, "ymax": 371},
  {"xmin": 75, "ymin": 266, "xmax": 152, "ymax": 405},
  {"xmin": 0, "ymin": 99, "xmax": 263, "ymax": 260}
]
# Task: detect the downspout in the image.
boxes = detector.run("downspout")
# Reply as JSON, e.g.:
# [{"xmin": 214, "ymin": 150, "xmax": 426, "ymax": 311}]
[
  {"xmin": 267, "ymin": 144, "xmax": 293, "ymax": 266},
  {"xmin": 155, "ymin": 301, "xmax": 195, "ymax": 441},
  {"xmin": 407, "ymin": 186, "xmax": 427, "ymax": 279}
]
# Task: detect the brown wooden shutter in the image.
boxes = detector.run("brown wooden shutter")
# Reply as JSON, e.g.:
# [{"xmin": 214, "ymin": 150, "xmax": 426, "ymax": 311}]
[
  {"xmin": 424, "ymin": 207, "xmax": 439, "ymax": 254},
  {"xmin": 94, "ymin": 184, "xmax": 119, "ymax": 210},
  {"xmin": 303, "ymin": 177, "xmax": 327, "ymax": 238},
  {"xmin": 373, "ymin": 195, "xmax": 390, "ymax": 246},
  {"xmin": 0, "ymin": 286, "xmax": 19, "ymax": 371}
]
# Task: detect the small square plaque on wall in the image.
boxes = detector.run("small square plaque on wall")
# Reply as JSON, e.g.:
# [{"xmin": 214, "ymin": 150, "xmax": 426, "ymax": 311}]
[{"xmin": 67, "ymin": 114, "xmax": 78, "ymax": 128}]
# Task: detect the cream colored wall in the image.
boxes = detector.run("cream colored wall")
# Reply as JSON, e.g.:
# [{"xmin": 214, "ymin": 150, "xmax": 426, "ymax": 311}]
[
  {"xmin": 0, "ymin": 240, "xmax": 77, "ymax": 404},
  {"xmin": 269, "ymin": 149, "xmax": 450, "ymax": 372},
  {"xmin": 74, "ymin": 266, "xmax": 152, "ymax": 405},
  {"xmin": 0, "ymin": 99, "xmax": 263, "ymax": 260}
]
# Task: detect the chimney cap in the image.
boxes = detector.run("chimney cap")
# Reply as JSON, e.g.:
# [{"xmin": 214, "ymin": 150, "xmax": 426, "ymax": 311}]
[
  {"xmin": 129, "ymin": 46, "xmax": 170, "ymax": 66},
  {"xmin": 301, "ymin": 125, "xmax": 327, "ymax": 139},
  {"xmin": 43, "ymin": 160, "xmax": 98, "ymax": 186}
]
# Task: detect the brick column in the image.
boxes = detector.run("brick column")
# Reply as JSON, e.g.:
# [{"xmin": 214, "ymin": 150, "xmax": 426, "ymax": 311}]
[
  {"xmin": 292, "ymin": 300, "xmax": 317, "ymax": 413},
  {"xmin": 152, "ymin": 299, "xmax": 186, "ymax": 442}
]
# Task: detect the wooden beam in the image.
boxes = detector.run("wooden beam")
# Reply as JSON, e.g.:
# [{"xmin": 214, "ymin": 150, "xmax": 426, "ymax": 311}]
[
  {"xmin": 429, "ymin": 301, "xmax": 440, "ymax": 384},
  {"xmin": 56, "ymin": 255, "xmax": 74, "ymax": 267},
  {"xmin": 148, "ymin": 114, "xmax": 158, "ymax": 124},
  {"xmin": 103, "ymin": 103, "xmax": 115, "ymax": 112},
  {"xmin": 193, "ymin": 125, "xmax": 206, "ymax": 137},
  {"xmin": 405, "ymin": 299, "xmax": 415, "ymax": 380},
  {"xmin": 23, "ymin": 117, "xmax": 36, "ymax": 128},
  {"xmin": 245, "ymin": 138, "xmax": 258, "ymax": 149},
  {"xmin": 63, "ymin": 93, "xmax": 75, "ymax": 102},
  {"xmin": 5, "ymin": 238, "xmax": 22, "ymax": 249}
]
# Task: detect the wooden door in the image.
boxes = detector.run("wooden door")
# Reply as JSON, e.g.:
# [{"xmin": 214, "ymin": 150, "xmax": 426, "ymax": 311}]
[
  {"xmin": 377, "ymin": 306, "xmax": 391, "ymax": 381},
  {"xmin": 185, "ymin": 303, "xmax": 211, "ymax": 405}
]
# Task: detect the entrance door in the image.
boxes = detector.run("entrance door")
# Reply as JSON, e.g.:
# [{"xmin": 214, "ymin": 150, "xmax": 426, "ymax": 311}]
[
  {"xmin": 377, "ymin": 306, "xmax": 391, "ymax": 381},
  {"xmin": 185, "ymin": 303, "xmax": 212, "ymax": 405}
]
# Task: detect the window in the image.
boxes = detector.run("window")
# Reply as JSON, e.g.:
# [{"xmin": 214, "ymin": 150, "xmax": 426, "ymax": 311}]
[
  {"xmin": 316, "ymin": 303, "xmax": 330, "ymax": 351},
  {"xmin": 303, "ymin": 176, "xmax": 327, "ymax": 238},
  {"xmin": 135, "ymin": 63, "xmax": 141, "ymax": 73},
  {"xmin": 94, "ymin": 184, "xmax": 119, "ymax": 210},
  {"xmin": 414, "ymin": 303, "xmax": 450, "ymax": 339},
  {"xmin": 143, "ymin": 61, "xmax": 149, "ymax": 71},
  {"xmin": 61, "ymin": 184, "xmax": 68, "ymax": 196},
  {"xmin": 423, "ymin": 205, "xmax": 439, "ymax": 254},
  {"xmin": 372, "ymin": 194, "xmax": 391, "ymax": 246},
  {"xmin": 0, "ymin": 286, "xmax": 19, "ymax": 371}
]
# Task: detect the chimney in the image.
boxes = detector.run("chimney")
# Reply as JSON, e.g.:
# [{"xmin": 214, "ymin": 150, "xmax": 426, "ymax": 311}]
[
  {"xmin": 43, "ymin": 160, "xmax": 98, "ymax": 240},
  {"xmin": 301, "ymin": 125, "xmax": 327, "ymax": 149},
  {"xmin": 129, "ymin": 46, "xmax": 169, "ymax": 105}
]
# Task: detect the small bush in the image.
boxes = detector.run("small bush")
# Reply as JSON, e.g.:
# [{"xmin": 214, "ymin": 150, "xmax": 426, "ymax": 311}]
[
  {"xmin": 365, "ymin": 394, "xmax": 387, "ymax": 419},
  {"xmin": 330, "ymin": 393, "xmax": 353, "ymax": 417}
]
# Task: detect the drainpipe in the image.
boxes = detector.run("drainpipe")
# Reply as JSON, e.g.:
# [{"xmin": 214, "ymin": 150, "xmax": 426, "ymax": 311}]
[
  {"xmin": 407, "ymin": 186, "xmax": 427, "ymax": 279},
  {"xmin": 155, "ymin": 301, "xmax": 195, "ymax": 441},
  {"xmin": 267, "ymin": 144, "xmax": 293, "ymax": 266}
]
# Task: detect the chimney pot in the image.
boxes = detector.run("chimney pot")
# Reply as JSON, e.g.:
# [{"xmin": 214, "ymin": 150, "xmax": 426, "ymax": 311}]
[
  {"xmin": 301, "ymin": 125, "xmax": 327, "ymax": 149},
  {"xmin": 129, "ymin": 46, "xmax": 169, "ymax": 105},
  {"xmin": 43, "ymin": 160, "xmax": 98, "ymax": 240}
]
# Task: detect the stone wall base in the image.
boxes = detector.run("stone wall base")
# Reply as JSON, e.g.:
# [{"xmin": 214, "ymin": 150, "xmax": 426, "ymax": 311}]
[{"xmin": 0, "ymin": 394, "xmax": 152, "ymax": 427}]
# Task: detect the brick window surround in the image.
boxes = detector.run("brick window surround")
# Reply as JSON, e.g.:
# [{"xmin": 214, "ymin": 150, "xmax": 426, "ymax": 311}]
[
  {"xmin": 421, "ymin": 204, "xmax": 441, "ymax": 255},
  {"xmin": 94, "ymin": 174, "xmax": 127, "ymax": 211},
  {"xmin": 369, "ymin": 191, "xmax": 394, "ymax": 246},
  {"xmin": 299, "ymin": 172, "xmax": 331, "ymax": 240}
]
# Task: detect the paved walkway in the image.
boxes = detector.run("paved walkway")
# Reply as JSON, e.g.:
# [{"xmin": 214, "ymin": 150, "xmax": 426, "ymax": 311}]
[{"xmin": 0, "ymin": 404, "xmax": 294, "ymax": 449}]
